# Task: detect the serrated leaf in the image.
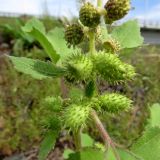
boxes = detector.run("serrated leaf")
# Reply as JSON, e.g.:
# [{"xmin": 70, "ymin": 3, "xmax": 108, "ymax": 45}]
[
  {"xmin": 111, "ymin": 20, "xmax": 144, "ymax": 49},
  {"xmin": 38, "ymin": 131, "xmax": 59, "ymax": 160},
  {"xmin": 22, "ymin": 18, "xmax": 60, "ymax": 63},
  {"xmin": 67, "ymin": 148, "xmax": 105, "ymax": 160},
  {"xmin": 47, "ymin": 28, "xmax": 81, "ymax": 62},
  {"xmin": 148, "ymin": 103, "xmax": 160, "ymax": 127},
  {"xmin": 81, "ymin": 133, "xmax": 94, "ymax": 147},
  {"xmin": 131, "ymin": 127, "xmax": 160, "ymax": 160},
  {"xmin": 8, "ymin": 56, "xmax": 65, "ymax": 79}
]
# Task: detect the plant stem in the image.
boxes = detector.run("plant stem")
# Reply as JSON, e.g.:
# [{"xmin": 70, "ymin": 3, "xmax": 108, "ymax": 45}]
[
  {"xmin": 91, "ymin": 110, "xmax": 121, "ymax": 160},
  {"xmin": 73, "ymin": 128, "xmax": 82, "ymax": 151},
  {"xmin": 97, "ymin": 0, "xmax": 102, "ymax": 7},
  {"xmin": 88, "ymin": 31, "xmax": 96, "ymax": 55}
]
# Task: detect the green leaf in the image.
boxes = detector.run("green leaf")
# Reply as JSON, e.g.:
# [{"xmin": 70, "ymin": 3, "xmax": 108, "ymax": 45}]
[
  {"xmin": 38, "ymin": 131, "xmax": 59, "ymax": 160},
  {"xmin": 8, "ymin": 56, "xmax": 65, "ymax": 79},
  {"xmin": 111, "ymin": 20, "xmax": 144, "ymax": 49},
  {"xmin": 67, "ymin": 148, "xmax": 105, "ymax": 160},
  {"xmin": 148, "ymin": 103, "xmax": 160, "ymax": 127},
  {"xmin": 131, "ymin": 127, "xmax": 160, "ymax": 160},
  {"xmin": 81, "ymin": 133, "xmax": 94, "ymax": 147},
  {"xmin": 22, "ymin": 18, "xmax": 60, "ymax": 63},
  {"xmin": 47, "ymin": 28, "xmax": 81, "ymax": 62},
  {"xmin": 63, "ymin": 149, "xmax": 75, "ymax": 159},
  {"xmin": 107, "ymin": 147, "xmax": 141, "ymax": 160},
  {"xmin": 85, "ymin": 81, "xmax": 96, "ymax": 98}
]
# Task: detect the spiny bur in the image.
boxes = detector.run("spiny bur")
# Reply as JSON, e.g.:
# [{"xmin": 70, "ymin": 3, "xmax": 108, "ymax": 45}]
[
  {"xmin": 103, "ymin": 38, "xmax": 121, "ymax": 53},
  {"xmin": 98, "ymin": 93, "xmax": 132, "ymax": 113},
  {"xmin": 63, "ymin": 104, "xmax": 91, "ymax": 131},
  {"xmin": 92, "ymin": 52, "xmax": 135, "ymax": 84},
  {"xmin": 104, "ymin": 0, "xmax": 131, "ymax": 22},
  {"xmin": 65, "ymin": 24, "xmax": 84, "ymax": 47},
  {"xmin": 79, "ymin": 2, "xmax": 101, "ymax": 28},
  {"xmin": 64, "ymin": 54, "xmax": 93, "ymax": 83}
]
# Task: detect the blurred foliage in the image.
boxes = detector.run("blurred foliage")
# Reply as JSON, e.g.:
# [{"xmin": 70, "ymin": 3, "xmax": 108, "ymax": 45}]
[{"xmin": 0, "ymin": 57, "xmax": 60, "ymax": 156}]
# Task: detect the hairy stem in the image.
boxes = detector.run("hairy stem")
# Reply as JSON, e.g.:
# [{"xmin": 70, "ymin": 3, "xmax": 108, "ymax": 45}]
[
  {"xmin": 91, "ymin": 110, "xmax": 121, "ymax": 160},
  {"xmin": 73, "ymin": 128, "xmax": 82, "ymax": 151},
  {"xmin": 88, "ymin": 31, "xmax": 96, "ymax": 55}
]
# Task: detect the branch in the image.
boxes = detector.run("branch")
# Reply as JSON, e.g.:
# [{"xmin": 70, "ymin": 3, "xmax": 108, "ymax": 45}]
[{"xmin": 91, "ymin": 110, "xmax": 121, "ymax": 160}]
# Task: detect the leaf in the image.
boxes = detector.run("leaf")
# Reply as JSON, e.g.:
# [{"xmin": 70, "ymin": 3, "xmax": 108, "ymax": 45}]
[
  {"xmin": 47, "ymin": 28, "xmax": 80, "ymax": 62},
  {"xmin": 131, "ymin": 127, "xmax": 160, "ymax": 160},
  {"xmin": 63, "ymin": 149, "xmax": 75, "ymax": 159},
  {"xmin": 67, "ymin": 148, "xmax": 105, "ymax": 160},
  {"xmin": 38, "ymin": 131, "xmax": 59, "ymax": 160},
  {"xmin": 22, "ymin": 18, "xmax": 60, "ymax": 63},
  {"xmin": 85, "ymin": 80, "xmax": 96, "ymax": 98},
  {"xmin": 81, "ymin": 133, "xmax": 94, "ymax": 147},
  {"xmin": 111, "ymin": 20, "xmax": 144, "ymax": 49},
  {"xmin": 8, "ymin": 56, "xmax": 65, "ymax": 79},
  {"xmin": 148, "ymin": 103, "xmax": 160, "ymax": 127},
  {"xmin": 107, "ymin": 147, "xmax": 139, "ymax": 160}
]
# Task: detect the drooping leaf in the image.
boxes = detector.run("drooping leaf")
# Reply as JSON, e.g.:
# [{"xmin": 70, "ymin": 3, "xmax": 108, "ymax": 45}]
[
  {"xmin": 22, "ymin": 18, "xmax": 60, "ymax": 63},
  {"xmin": 38, "ymin": 131, "xmax": 59, "ymax": 160},
  {"xmin": 8, "ymin": 56, "xmax": 65, "ymax": 79},
  {"xmin": 47, "ymin": 28, "xmax": 81, "ymax": 61},
  {"xmin": 131, "ymin": 127, "xmax": 160, "ymax": 160},
  {"xmin": 148, "ymin": 103, "xmax": 160, "ymax": 127},
  {"xmin": 81, "ymin": 133, "xmax": 94, "ymax": 147},
  {"xmin": 67, "ymin": 148, "xmax": 105, "ymax": 160},
  {"xmin": 111, "ymin": 20, "xmax": 144, "ymax": 49}
]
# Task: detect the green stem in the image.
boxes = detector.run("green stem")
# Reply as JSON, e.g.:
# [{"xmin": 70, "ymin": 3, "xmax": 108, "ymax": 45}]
[
  {"xmin": 97, "ymin": 0, "xmax": 102, "ymax": 7},
  {"xmin": 73, "ymin": 128, "xmax": 82, "ymax": 151},
  {"xmin": 88, "ymin": 31, "xmax": 96, "ymax": 55}
]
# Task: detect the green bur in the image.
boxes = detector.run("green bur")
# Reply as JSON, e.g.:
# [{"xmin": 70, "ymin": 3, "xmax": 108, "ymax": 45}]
[
  {"xmin": 64, "ymin": 54, "xmax": 93, "ymax": 83},
  {"xmin": 79, "ymin": 2, "xmax": 100, "ymax": 28},
  {"xmin": 65, "ymin": 24, "xmax": 84, "ymax": 48},
  {"xmin": 63, "ymin": 104, "xmax": 91, "ymax": 131},
  {"xmin": 93, "ymin": 93, "xmax": 132, "ymax": 113},
  {"xmin": 104, "ymin": 0, "xmax": 131, "ymax": 22},
  {"xmin": 92, "ymin": 52, "xmax": 135, "ymax": 84}
]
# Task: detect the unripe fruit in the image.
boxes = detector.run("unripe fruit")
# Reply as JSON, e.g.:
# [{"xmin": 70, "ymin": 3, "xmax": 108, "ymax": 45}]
[
  {"xmin": 65, "ymin": 24, "xmax": 84, "ymax": 47},
  {"xmin": 104, "ymin": 0, "xmax": 131, "ymax": 22},
  {"xmin": 103, "ymin": 38, "xmax": 121, "ymax": 53},
  {"xmin": 64, "ymin": 54, "xmax": 93, "ymax": 82},
  {"xmin": 79, "ymin": 2, "xmax": 101, "ymax": 28},
  {"xmin": 63, "ymin": 104, "xmax": 91, "ymax": 131},
  {"xmin": 92, "ymin": 52, "xmax": 135, "ymax": 84},
  {"xmin": 99, "ymin": 93, "xmax": 132, "ymax": 113}
]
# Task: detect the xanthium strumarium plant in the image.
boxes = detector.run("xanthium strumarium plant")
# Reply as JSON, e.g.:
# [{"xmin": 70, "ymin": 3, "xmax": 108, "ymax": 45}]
[{"xmin": 8, "ymin": 0, "xmax": 149, "ymax": 159}]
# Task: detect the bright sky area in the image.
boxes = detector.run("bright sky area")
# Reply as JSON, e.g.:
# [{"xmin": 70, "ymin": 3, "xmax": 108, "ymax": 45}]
[{"xmin": 0, "ymin": 0, "xmax": 159, "ymax": 22}]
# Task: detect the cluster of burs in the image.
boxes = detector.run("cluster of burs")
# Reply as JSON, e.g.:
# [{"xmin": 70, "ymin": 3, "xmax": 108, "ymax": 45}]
[{"xmin": 62, "ymin": 0, "xmax": 134, "ymax": 131}]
